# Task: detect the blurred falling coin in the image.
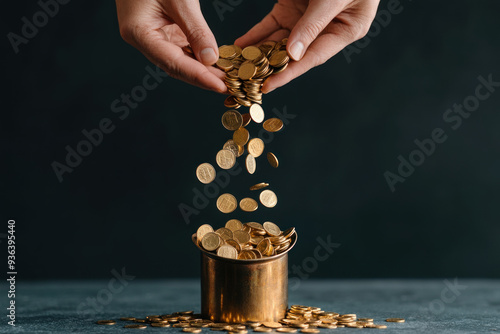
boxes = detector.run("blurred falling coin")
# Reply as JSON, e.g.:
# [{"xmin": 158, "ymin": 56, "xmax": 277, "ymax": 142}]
[
  {"xmin": 196, "ymin": 224, "xmax": 214, "ymax": 243},
  {"xmin": 249, "ymin": 104, "xmax": 265, "ymax": 123},
  {"xmin": 267, "ymin": 152, "xmax": 279, "ymax": 168},
  {"xmin": 216, "ymin": 193, "xmax": 238, "ymax": 213},
  {"xmin": 246, "ymin": 154, "xmax": 256, "ymax": 174},
  {"xmin": 233, "ymin": 127, "xmax": 250, "ymax": 146},
  {"xmin": 249, "ymin": 182, "xmax": 269, "ymax": 191},
  {"xmin": 247, "ymin": 138, "xmax": 264, "ymax": 157},
  {"xmin": 241, "ymin": 113, "xmax": 252, "ymax": 127},
  {"xmin": 240, "ymin": 198, "xmax": 258, "ymax": 212},
  {"xmin": 225, "ymin": 219, "xmax": 243, "ymax": 231},
  {"xmin": 259, "ymin": 189, "xmax": 278, "ymax": 208},
  {"xmin": 196, "ymin": 163, "xmax": 216, "ymax": 184},
  {"xmin": 222, "ymin": 110, "xmax": 243, "ymax": 130},
  {"xmin": 263, "ymin": 118, "xmax": 283, "ymax": 132},
  {"xmin": 216, "ymin": 149, "xmax": 236, "ymax": 169}
]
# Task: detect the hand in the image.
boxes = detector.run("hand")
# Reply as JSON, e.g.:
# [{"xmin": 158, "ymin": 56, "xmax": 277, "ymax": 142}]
[
  {"xmin": 116, "ymin": 0, "xmax": 226, "ymax": 93},
  {"xmin": 235, "ymin": 0, "xmax": 380, "ymax": 93}
]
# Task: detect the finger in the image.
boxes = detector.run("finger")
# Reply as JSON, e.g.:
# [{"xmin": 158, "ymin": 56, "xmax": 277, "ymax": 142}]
[
  {"xmin": 234, "ymin": 12, "xmax": 280, "ymax": 47},
  {"xmin": 263, "ymin": 28, "xmax": 352, "ymax": 94},
  {"xmin": 167, "ymin": 0, "xmax": 219, "ymax": 65},
  {"xmin": 287, "ymin": 0, "xmax": 345, "ymax": 61},
  {"xmin": 137, "ymin": 30, "xmax": 226, "ymax": 93}
]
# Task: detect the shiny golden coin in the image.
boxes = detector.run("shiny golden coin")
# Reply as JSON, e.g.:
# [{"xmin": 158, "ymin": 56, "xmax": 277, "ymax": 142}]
[
  {"xmin": 300, "ymin": 330, "xmax": 319, "ymax": 334},
  {"xmin": 254, "ymin": 327, "xmax": 273, "ymax": 332},
  {"xmin": 216, "ymin": 58, "xmax": 234, "ymax": 72},
  {"xmin": 263, "ymin": 222, "xmax": 281, "ymax": 236},
  {"xmin": 249, "ymin": 104, "xmax": 265, "ymax": 123},
  {"xmin": 246, "ymin": 154, "xmax": 256, "ymax": 174},
  {"xmin": 134, "ymin": 319, "xmax": 147, "ymax": 323},
  {"xmin": 174, "ymin": 323, "xmax": 191, "ymax": 328},
  {"xmin": 249, "ymin": 182, "xmax": 269, "ymax": 191},
  {"xmin": 385, "ymin": 318, "xmax": 405, "ymax": 323},
  {"xmin": 201, "ymin": 232, "xmax": 221, "ymax": 251},
  {"xmin": 267, "ymin": 152, "xmax": 279, "ymax": 168},
  {"xmin": 223, "ymin": 140, "xmax": 243, "ymax": 158},
  {"xmin": 124, "ymin": 324, "xmax": 147, "ymax": 329},
  {"xmin": 269, "ymin": 50, "xmax": 289, "ymax": 67},
  {"xmin": 358, "ymin": 318, "xmax": 373, "ymax": 322},
  {"xmin": 241, "ymin": 113, "xmax": 252, "ymax": 127},
  {"xmin": 277, "ymin": 329, "xmax": 297, "ymax": 333},
  {"xmin": 257, "ymin": 238, "xmax": 271, "ymax": 255},
  {"xmin": 242, "ymin": 46, "xmax": 262, "ymax": 60},
  {"xmin": 262, "ymin": 322, "xmax": 282, "ymax": 329},
  {"xmin": 282, "ymin": 227, "xmax": 296, "ymax": 239},
  {"xmin": 151, "ymin": 323, "xmax": 171, "ymax": 327},
  {"xmin": 196, "ymin": 224, "xmax": 213, "ymax": 244},
  {"xmin": 225, "ymin": 239, "xmax": 241, "ymax": 252},
  {"xmin": 222, "ymin": 110, "xmax": 243, "ymax": 131},
  {"xmin": 233, "ymin": 127, "xmax": 250, "ymax": 146},
  {"xmin": 225, "ymin": 219, "xmax": 243, "ymax": 231},
  {"xmin": 216, "ymin": 149, "xmax": 236, "ymax": 170},
  {"xmin": 120, "ymin": 317, "xmax": 136, "ymax": 321},
  {"xmin": 233, "ymin": 230, "xmax": 251, "ymax": 244},
  {"xmin": 371, "ymin": 325, "xmax": 387, "ymax": 329},
  {"xmin": 215, "ymin": 227, "xmax": 233, "ymax": 240},
  {"xmin": 196, "ymin": 163, "xmax": 216, "ymax": 184},
  {"xmin": 224, "ymin": 95, "xmax": 240, "ymax": 108},
  {"xmin": 216, "ymin": 193, "xmax": 238, "ymax": 213},
  {"xmin": 238, "ymin": 63, "xmax": 257, "ymax": 80},
  {"xmin": 259, "ymin": 189, "xmax": 278, "ymax": 208},
  {"xmin": 238, "ymin": 250, "xmax": 256, "ymax": 260},
  {"xmin": 246, "ymin": 322, "xmax": 262, "ymax": 328},
  {"xmin": 247, "ymin": 138, "xmax": 264, "ymax": 157},
  {"xmin": 96, "ymin": 320, "xmax": 116, "ymax": 325},
  {"xmin": 240, "ymin": 197, "xmax": 258, "ymax": 212},
  {"xmin": 263, "ymin": 118, "xmax": 283, "ymax": 132},
  {"xmin": 217, "ymin": 245, "xmax": 238, "ymax": 259},
  {"xmin": 219, "ymin": 45, "xmax": 236, "ymax": 58},
  {"xmin": 317, "ymin": 324, "xmax": 336, "ymax": 329},
  {"xmin": 183, "ymin": 328, "xmax": 202, "ymax": 333}
]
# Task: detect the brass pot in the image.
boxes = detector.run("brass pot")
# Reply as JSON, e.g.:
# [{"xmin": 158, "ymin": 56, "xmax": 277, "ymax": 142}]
[{"xmin": 192, "ymin": 233, "xmax": 297, "ymax": 323}]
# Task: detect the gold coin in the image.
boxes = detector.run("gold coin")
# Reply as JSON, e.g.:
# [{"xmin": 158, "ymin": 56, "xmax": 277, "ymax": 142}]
[
  {"xmin": 240, "ymin": 198, "xmax": 258, "ymax": 212},
  {"xmin": 233, "ymin": 127, "xmax": 250, "ymax": 146},
  {"xmin": 96, "ymin": 320, "xmax": 116, "ymax": 325},
  {"xmin": 317, "ymin": 324, "xmax": 336, "ymax": 329},
  {"xmin": 216, "ymin": 193, "xmax": 238, "ymax": 213},
  {"xmin": 277, "ymin": 328, "xmax": 297, "ymax": 333},
  {"xmin": 263, "ymin": 222, "xmax": 281, "ymax": 236},
  {"xmin": 263, "ymin": 118, "xmax": 283, "ymax": 132},
  {"xmin": 222, "ymin": 110, "xmax": 243, "ymax": 131},
  {"xmin": 257, "ymin": 238, "xmax": 271, "ymax": 255},
  {"xmin": 134, "ymin": 319, "xmax": 147, "ymax": 323},
  {"xmin": 238, "ymin": 62, "xmax": 257, "ymax": 80},
  {"xmin": 216, "ymin": 58, "xmax": 234, "ymax": 72},
  {"xmin": 241, "ymin": 113, "xmax": 252, "ymax": 127},
  {"xmin": 282, "ymin": 227, "xmax": 296, "ymax": 239},
  {"xmin": 242, "ymin": 46, "xmax": 262, "ymax": 60},
  {"xmin": 219, "ymin": 45, "xmax": 236, "ymax": 58},
  {"xmin": 201, "ymin": 232, "xmax": 221, "ymax": 251},
  {"xmin": 269, "ymin": 50, "xmax": 289, "ymax": 67},
  {"xmin": 245, "ymin": 154, "xmax": 256, "ymax": 174},
  {"xmin": 262, "ymin": 322, "xmax": 282, "ymax": 329},
  {"xmin": 224, "ymin": 96, "xmax": 240, "ymax": 109},
  {"xmin": 196, "ymin": 224, "xmax": 214, "ymax": 244},
  {"xmin": 300, "ymin": 329, "xmax": 319, "ymax": 334},
  {"xmin": 249, "ymin": 104, "xmax": 265, "ymax": 123},
  {"xmin": 225, "ymin": 239, "xmax": 241, "ymax": 252},
  {"xmin": 151, "ymin": 323, "xmax": 171, "ymax": 327},
  {"xmin": 196, "ymin": 163, "xmax": 216, "ymax": 184},
  {"xmin": 358, "ymin": 318, "xmax": 373, "ymax": 322},
  {"xmin": 124, "ymin": 324, "xmax": 147, "ymax": 329},
  {"xmin": 217, "ymin": 244, "xmax": 238, "ymax": 259},
  {"xmin": 247, "ymin": 138, "xmax": 264, "ymax": 157},
  {"xmin": 120, "ymin": 317, "xmax": 136, "ymax": 321},
  {"xmin": 216, "ymin": 149, "xmax": 236, "ymax": 170},
  {"xmin": 215, "ymin": 227, "xmax": 233, "ymax": 240},
  {"xmin": 183, "ymin": 328, "xmax": 202, "ymax": 333},
  {"xmin": 249, "ymin": 182, "xmax": 269, "ymax": 191},
  {"xmin": 225, "ymin": 219, "xmax": 243, "ymax": 231},
  {"xmin": 385, "ymin": 318, "xmax": 405, "ymax": 323},
  {"xmin": 267, "ymin": 152, "xmax": 279, "ymax": 168},
  {"xmin": 238, "ymin": 250, "xmax": 256, "ymax": 259},
  {"xmin": 233, "ymin": 230, "xmax": 251, "ymax": 244},
  {"xmin": 254, "ymin": 327, "xmax": 272, "ymax": 332},
  {"xmin": 259, "ymin": 189, "xmax": 278, "ymax": 208}
]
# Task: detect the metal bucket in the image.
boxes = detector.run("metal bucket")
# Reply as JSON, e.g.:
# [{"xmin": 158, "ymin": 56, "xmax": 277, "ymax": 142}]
[{"xmin": 192, "ymin": 233, "xmax": 297, "ymax": 323}]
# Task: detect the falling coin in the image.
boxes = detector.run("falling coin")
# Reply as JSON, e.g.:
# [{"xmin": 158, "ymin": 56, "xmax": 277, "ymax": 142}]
[
  {"xmin": 240, "ymin": 198, "xmax": 258, "ymax": 212},
  {"xmin": 263, "ymin": 118, "xmax": 283, "ymax": 132},
  {"xmin": 225, "ymin": 219, "xmax": 243, "ymax": 231},
  {"xmin": 196, "ymin": 163, "xmax": 216, "ymax": 184},
  {"xmin": 196, "ymin": 224, "xmax": 214, "ymax": 244},
  {"xmin": 222, "ymin": 110, "xmax": 243, "ymax": 131},
  {"xmin": 267, "ymin": 152, "xmax": 279, "ymax": 168},
  {"xmin": 246, "ymin": 154, "xmax": 256, "ymax": 174},
  {"xmin": 259, "ymin": 189, "xmax": 278, "ymax": 208},
  {"xmin": 216, "ymin": 149, "xmax": 236, "ymax": 170},
  {"xmin": 249, "ymin": 104, "xmax": 265, "ymax": 123},
  {"xmin": 247, "ymin": 138, "xmax": 264, "ymax": 157},
  {"xmin": 385, "ymin": 318, "xmax": 405, "ymax": 323},
  {"xmin": 216, "ymin": 193, "xmax": 238, "ymax": 213},
  {"xmin": 249, "ymin": 182, "xmax": 269, "ymax": 191},
  {"xmin": 233, "ymin": 127, "xmax": 250, "ymax": 146},
  {"xmin": 263, "ymin": 222, "xmax": 281, "ymax": 236}
]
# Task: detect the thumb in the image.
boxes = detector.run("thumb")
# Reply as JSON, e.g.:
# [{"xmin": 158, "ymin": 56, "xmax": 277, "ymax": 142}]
[
  {"xmin": 171, "ymin": 1, "xmax": 219, "ymax": 65},
  {"xmin": 287, "ymin": 0, "xmax": 344, "ymax": 61}
]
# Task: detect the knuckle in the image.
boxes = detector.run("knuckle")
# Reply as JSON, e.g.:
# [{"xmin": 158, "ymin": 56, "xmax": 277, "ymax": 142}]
[
  {"xmin": 186, "ymin": 26, "xmax": 211, "ymax": 46},
  {"xmin": 301, "ymin": 20, "xmax": 326, "ymax": 41}
]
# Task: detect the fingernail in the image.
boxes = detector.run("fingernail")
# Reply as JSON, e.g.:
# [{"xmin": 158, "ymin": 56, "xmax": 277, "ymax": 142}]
[
  {"xmin": 289, "ymin": 41, "xmax": 304, "ymax": 61},
  {"xmin": 200, "ymin": 48, "xmax": 217, "ymax": 64}
]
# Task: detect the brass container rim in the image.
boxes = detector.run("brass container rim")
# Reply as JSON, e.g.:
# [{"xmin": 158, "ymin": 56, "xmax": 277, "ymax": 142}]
[{"xmin": 192, "ymin": 232, "xmax": 297, "ymax": 264}]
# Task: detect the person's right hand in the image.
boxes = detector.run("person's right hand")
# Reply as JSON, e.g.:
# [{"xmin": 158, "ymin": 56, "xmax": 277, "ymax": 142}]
[{"xmin": 116, "ymin": 0, "xmax": 227, "ymax": 93}]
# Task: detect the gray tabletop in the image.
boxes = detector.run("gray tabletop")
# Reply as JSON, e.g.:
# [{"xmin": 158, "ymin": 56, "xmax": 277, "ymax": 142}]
[{"xmin": 2, "ymin": 279, "xmax": 499, "ymax": 333}]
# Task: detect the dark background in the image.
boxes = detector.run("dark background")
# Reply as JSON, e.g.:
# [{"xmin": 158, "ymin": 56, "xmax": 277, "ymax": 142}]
[{"xmin": 1, "ymin": 0, "xmax": 499, "ymax": 280}]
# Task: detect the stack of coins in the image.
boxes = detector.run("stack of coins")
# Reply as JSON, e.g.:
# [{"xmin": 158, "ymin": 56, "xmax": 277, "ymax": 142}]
[
  {"xmin": 195, "ymin": 222, "xmax": 295, "ymax": 260},
  {"xmin": 97, "ymin": 306, "xmax": 405, "ymax": 330}
]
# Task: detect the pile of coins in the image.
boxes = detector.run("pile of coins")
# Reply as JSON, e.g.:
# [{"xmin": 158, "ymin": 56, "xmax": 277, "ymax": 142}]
[
  {"xmin": 195, "ymin": 221, "xmax": 295, "ymax": 260},
  {"xmin": 216, "ymin": 39, "xmax": 291, "ymax": 108},
  {"xmin": 97, "ymin": 306, "xmax": 405, "ymax": 330}
]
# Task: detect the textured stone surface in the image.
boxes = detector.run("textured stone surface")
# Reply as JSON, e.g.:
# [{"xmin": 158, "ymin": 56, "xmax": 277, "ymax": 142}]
[{"xmin": 1, "ymin": 279, "xmax": 499, "ymax": 333}]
